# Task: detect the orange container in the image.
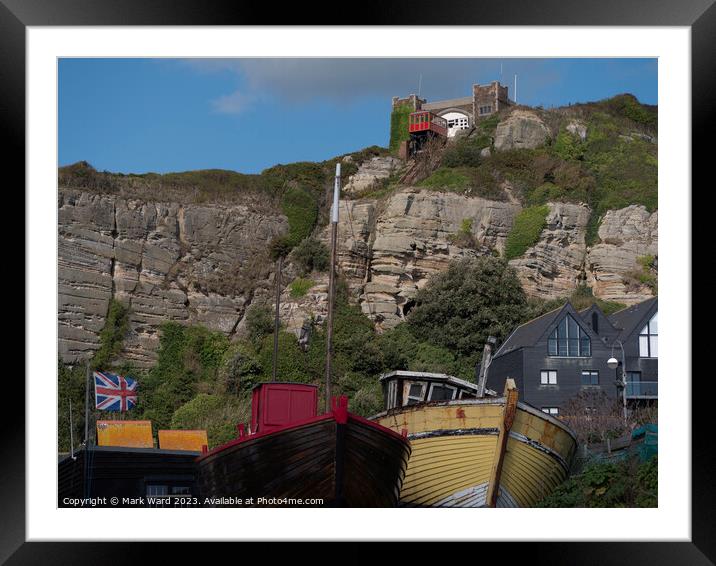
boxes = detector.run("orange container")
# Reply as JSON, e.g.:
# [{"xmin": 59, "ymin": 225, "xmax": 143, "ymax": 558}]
[
  {"xmin": 96, "ymin": 420, "xmax": 154, "ymax": 448},
  {"xmin": 158, "ymin": 429, "xmax": 208, "ymax": 452}
]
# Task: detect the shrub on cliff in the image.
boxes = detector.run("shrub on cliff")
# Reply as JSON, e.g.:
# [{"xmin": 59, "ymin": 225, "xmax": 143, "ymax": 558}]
[
  {"xmin": 171, "ymin": 393, "xmax": 251, "ymax": 448},
  {"xmin": 245, "ymin": 305, "xmax": 274, "ymax": 345},
  {"xmin": 92, "ymin": 299, "xmax": 129, "ymax": 371},
  {"xmin": 504, "ymin": 204, "xmax": 550, "ymax": 260},
  {"xmin": 407, "ymin": 256, "xmax": 529, "ymax": 365},
  {"xmin": 291, "ymin": 237, "xmax": 329, "ymax": 274}
]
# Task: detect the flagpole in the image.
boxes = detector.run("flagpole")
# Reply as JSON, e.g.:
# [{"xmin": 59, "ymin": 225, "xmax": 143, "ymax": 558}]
[{"xmin": 84, "ymin": 362, "xmax": 90, "ymax": 445}]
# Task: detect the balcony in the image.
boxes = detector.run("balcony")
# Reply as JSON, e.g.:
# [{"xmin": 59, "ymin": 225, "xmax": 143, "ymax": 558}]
[{"xmin": 625, "ymin": 381, "xmax": 658, "ymax": 399}]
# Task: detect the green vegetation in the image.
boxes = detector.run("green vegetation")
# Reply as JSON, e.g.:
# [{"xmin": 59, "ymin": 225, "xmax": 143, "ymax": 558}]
[
  {"xmin": 419, "ymin": 166, "xmax": 503, "ymax": 200},
  {"xmin": 389, "ymin": 103, "xmax": 412, "ymax": 153},
  {"xmin": 245, "ymin": 304, "xmax": 274, "ymax": 345},
  {"xmin": 171, "ymin": 393, "xmax": 251, "ymax": 448},
  {"xmin": 447, "ymin": 218, "xmax": 479, "ymax": 249},
  {"xmin": 290, "ymin": 277, "xmax": 314, "ymax": 298},
  {"xmin": 538, "ymin": 455, "xmax": 657, "ymax": 508},
  {"xmin": 281, "ymin": 186, "xmax": 318, "ymax": 247},
  {"xmin": 407, "ymin": 256, "xmax": 531, "ymax": 368},
  {"xmin": 92, "ymin": 299, "xmax": 129, "ymax": 370},
  {"xmin": 504, "ymin": 205, "xmax": 549, "ymax": 260},
  {"xmin": 291, "ymin": 237, "xmax": 329, "ymax": 274},
  {"xmin": 418, "ymin": 95, "xmax": 656, "ymax": 246}
]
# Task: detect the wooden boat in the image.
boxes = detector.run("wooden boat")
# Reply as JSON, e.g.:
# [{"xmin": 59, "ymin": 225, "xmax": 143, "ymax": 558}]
[
  {"xmin": 371, "ymin": 371, "xmax": 577, "ymax": 507},
  {"xmin": 197, "ymin": 382, "xmax": 411, "ymax": 507}
]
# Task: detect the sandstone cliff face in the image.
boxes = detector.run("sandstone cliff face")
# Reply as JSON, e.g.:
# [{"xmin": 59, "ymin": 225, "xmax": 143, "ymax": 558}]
[
  {"xmin": 586, "ymin": 205, "xmax": 658, "ymax": 303},
  {"xmin": 58, "ymin": 188, "xmax": 287, "ymax": 366},
  {"xmin": 343, "ymin": 156, "xmax": 402, "ymax": 194},
  {"xmin": 58, "ymin": 186, "xmax": 657, "ymax": 366},
  {"xmin": 357, "ymin": 190, "xmax": 519, "ymax": 329},
  {"xmin": 508, "ymin": 203, "xmax": 591, "ymax": 298}
]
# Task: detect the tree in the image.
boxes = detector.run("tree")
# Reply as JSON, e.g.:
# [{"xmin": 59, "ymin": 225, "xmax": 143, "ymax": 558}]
[{"xmin": 407, "ymin": 256, "xmax": 529, "ymax": 365}]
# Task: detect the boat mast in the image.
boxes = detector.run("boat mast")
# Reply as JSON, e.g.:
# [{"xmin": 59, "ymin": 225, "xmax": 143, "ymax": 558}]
[{"xmin": 324, "ymin": 163, "xmax": 341, "ymax": 412}]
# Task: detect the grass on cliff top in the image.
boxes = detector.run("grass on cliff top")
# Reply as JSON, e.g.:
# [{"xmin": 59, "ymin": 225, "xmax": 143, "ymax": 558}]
[
  {"xmin": 504, "ymin": 204, "xmax": 550, "ymax": 260},
  {"xmin": 416, "ymin": 94, "xmax": 656, "ymax": 240}
]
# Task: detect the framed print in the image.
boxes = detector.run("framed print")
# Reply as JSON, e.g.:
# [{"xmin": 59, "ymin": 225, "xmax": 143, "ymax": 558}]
[{"xmin": 6, "ymin": 0, "xmax": 711, "ymax": 562}]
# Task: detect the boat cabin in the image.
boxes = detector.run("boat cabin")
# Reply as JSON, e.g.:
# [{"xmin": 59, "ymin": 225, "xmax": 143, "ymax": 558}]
[
  {"xmin": 250, "ymin": 382, "xmax": 318, "ymax": 434},
  {"xmin": 380, "ymin": 370, "xmax": 494, "ymax": 411}
]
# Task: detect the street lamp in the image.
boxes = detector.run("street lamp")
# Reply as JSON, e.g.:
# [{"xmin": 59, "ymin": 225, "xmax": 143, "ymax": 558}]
[{"xmin": 607, "ymin": 340, "xmax": 628, "ymax": 423}]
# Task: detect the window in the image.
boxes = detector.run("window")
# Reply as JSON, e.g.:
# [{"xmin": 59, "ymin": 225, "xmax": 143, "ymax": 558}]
[
  {"xmin": 591, "ymin": 312, "xmax": 599, "ymax": 334},
  {"xmin": 479, "ymin": 105, "xmax": 493, "ymax": 115},
  {"xmin": 540, "ymin": 370, "xmax": 557, "ymax": 385},
  {"xmin": 639, "ymin": 312, "xmax": 658, "ymax": 358},
  {"xmin": 405, "ymin": 382, "xmax": 426, "ymax": 406},
  {"xmin": 428, "ymin": 383, "xmax": 458, "ymax": 401},
  {"xmin": 548, "ymin": 314, "xmax": 591, "ymax": 357},
  {"xmin": 581, "ymin": 370, "xmax": 599, "ymax": 386},
  {"xmin": 542, "ymin": 407, "xmax": 559, "ymax": 415}
]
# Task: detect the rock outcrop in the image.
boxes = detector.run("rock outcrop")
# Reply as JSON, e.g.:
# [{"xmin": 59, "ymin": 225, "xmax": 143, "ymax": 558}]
[
  {"xmin": 58, "ymin": 188, "xmax": 287, "ymax": 366},
  {"xmin": 508, "ymin": 203, "xmax": 591, "ymax": 298},
  {"xmin": 586, "ymin": 205, "xmax": 658, "ymax": 303},
  {"xmin": 494, "ymin": 110, "xmax": 551, "ymax": 151},
  {"xmin": 343, "ymin": 156, "xmax": 402, "ymax": 194}
]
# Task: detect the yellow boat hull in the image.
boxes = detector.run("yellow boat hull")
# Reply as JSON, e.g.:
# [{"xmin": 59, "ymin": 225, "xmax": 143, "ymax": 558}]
[{"xmin": 373, "ymin": 399, "xmax": 577, "ymax": 507}]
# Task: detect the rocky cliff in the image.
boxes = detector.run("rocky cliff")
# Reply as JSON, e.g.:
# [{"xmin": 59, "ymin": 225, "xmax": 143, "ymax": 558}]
[
  {"xmin": 58, "ymin": 188, "xmax": 287, "ymax": 366},
  {"xmin": 324, "ymin": 191, "xmax": 655, "ymax": 328},
  {"xmin": 58, "ymin": 97, "xmax": 658, "ymax": 366},
  {"xmin": 58, "ymin": 185, "xmax": 657, "ymax": 365}
]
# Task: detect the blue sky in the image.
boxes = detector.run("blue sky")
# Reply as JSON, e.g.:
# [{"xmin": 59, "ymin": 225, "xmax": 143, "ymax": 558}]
[{"xmin": 59, "ymin": 58, "xmax": 657, "ymax": 175}]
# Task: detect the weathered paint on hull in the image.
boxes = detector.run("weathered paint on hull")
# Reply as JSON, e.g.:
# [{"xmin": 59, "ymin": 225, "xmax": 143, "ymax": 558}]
[{"xmin": 374, "ymin": 399, "xmax": 577, "ymax": 507}]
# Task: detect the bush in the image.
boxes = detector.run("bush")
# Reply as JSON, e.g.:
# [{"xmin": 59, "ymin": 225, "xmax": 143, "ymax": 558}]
[
  {"xmin": 281, "ymin": 186, "xmax": 318, "ymax": 247},
  {"xmin": 407, "ymin": 256, "xmax": 529, "ymax": 364},
  {"xmin": 441, "ymin": 134, "xmax": 491, "ymax": 168},
  {"xmin": 504, "ymin": 205, "xmax": 549, "ymax": 260},
  {"xmin": 171, "ymin": 393, "xmax": 251, "ymax": 449},
  {"xmin": 92, "ymin": 299, "xmax": 129, "ymax": 371},
  {"xmin": 537, "ymin": 455, "xmax": 657, "ymax": 508},
  {"xmin": 291, "ymin": 237, "xmax": 329, "ymax": 274},
  {"xmin": 220, "ymin": 343, "xmax": 262, "ymax": 393},
  {"xmin": 290, "ymin": 277, "xmax": 314, "ymax": 298},
  {"xmin": 245, "ymin": 304, "xmax": 274, "ymax": 345}
]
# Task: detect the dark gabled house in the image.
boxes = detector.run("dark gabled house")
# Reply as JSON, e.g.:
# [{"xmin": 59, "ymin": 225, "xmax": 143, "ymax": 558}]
[{"xmin": 485, "ymin": 297, "xmax": 658, "ymax": 416}]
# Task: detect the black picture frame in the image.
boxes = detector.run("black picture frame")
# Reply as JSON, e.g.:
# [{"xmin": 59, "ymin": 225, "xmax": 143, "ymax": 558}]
[{"xmin": 6, "ymin": 0, "xmax": 708, "ymax": 562}]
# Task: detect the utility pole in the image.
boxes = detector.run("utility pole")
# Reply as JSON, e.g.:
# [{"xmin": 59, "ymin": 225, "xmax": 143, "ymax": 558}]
[
  {"xmin": 324, "ymin": 163, "xmax": 341, "ymax": 412},
  {"xmin": 272, "ymin": 254, "xmax": 283, "ymax": 381},
  {"xmin": 514, "ymin": 74, "xmax": 518, "ymax": 104}
]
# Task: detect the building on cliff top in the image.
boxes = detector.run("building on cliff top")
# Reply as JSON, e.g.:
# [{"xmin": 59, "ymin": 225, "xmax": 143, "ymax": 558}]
[
  {"xmin": 485, "ymin": 297, "xmax": 658, "ymax": 416},
  {"xmin": 392, "ymin": 81, "xmax": 513, "ymax": 138}
]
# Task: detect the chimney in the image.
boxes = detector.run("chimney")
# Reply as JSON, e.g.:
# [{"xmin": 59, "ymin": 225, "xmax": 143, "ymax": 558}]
[{"xmin": 476, "ymin": 336, "xmax": 497, "ymax": 397}]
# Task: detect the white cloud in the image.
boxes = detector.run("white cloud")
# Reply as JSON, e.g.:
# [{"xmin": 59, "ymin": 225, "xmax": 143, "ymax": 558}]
[{"xmin": 211, "ymin": 90, "xmax": 254, "ymax": 114}]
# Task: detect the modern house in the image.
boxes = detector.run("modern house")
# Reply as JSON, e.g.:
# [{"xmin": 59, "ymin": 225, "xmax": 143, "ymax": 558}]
[{"xmin": 485, "ymin": 298, "xmax": 658, "ymax": 416}]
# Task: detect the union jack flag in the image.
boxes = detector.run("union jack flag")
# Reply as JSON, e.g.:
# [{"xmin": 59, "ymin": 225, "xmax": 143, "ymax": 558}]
[{"xmin": 94, "ymin": 370, "xmax": 138, "ymax": 412}]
